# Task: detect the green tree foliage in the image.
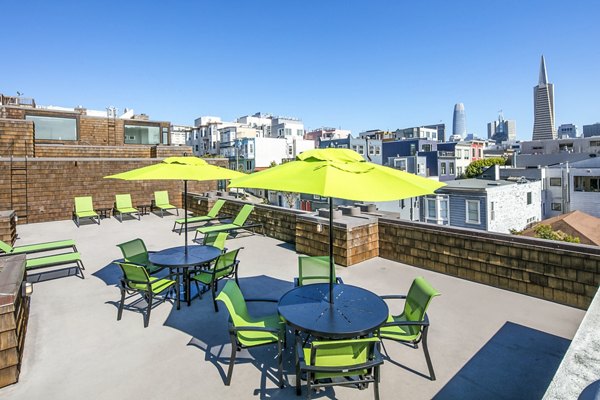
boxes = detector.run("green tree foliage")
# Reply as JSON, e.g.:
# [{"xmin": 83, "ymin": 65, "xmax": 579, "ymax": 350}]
[
  {"xmin": 533, "ymin": 224, "xmax": 580, "ymax": 243},
  {"xmin": 464, "ymin": 157, "xmax": 507, "ymax": 178}
]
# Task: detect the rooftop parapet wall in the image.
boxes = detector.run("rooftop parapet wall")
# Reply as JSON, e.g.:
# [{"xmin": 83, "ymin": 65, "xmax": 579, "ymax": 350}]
[
  {"xmin": 379, "ymin": 218, "xmax": 600, "ymax": 309},
  {"xmin": 0, "ymin": 212, "xmax": 16, "ymax": 246},
  {"xmin": 543, "ymin": 287, "xmax": 600, "ymax": 399},
  {"xmin": 0, "ymin": 158, "xmax": 226, "ymax": 224}
]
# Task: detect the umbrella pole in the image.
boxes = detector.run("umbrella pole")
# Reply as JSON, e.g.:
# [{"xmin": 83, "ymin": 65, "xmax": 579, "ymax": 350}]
[
  {"xmin": 184, "ymin": 180, "xmax": 188, "ymax": 256},
  {"xmin": 329, "ymin": 196, "xmax": 334, "ymax": 304}
]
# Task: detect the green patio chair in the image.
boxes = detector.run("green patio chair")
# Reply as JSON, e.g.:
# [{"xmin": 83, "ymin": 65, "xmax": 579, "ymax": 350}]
[
  {"xmin": 378, "ymin": 276, "xmax": 440, "ymax": 380},
  {"xmin": 215, "ymin": 280, "xmax": 284, "ymax": 387},
  {"xmin": 115, "ymin": 262, "xmax": 179, "ymax": 327},
  {"xmin": 295, "ymin": 255, "xmax": 344, "ymax": 287},
  {"xmin": 73, "ymin": 196, "xmax": 100, "ymax": 227},
  {"xmin": 202, "ymin": 231, "xmax": 228, "ymax": 252},
  {"xmin": 188, "ymin": 247, "xmax": 242, "ymax": 309},
  {"xmin": 114, "ymin": 194, "xmax": 140, "ymax": 222},
  {"xmin": 295, "ymin": 336, "xmax": 383, "ymax": 399},
  {"xmin": 153, "ymin": 190, "xmax": 178, "ymax": 218},
  {"xmin": 172, "ymin": 199, "xmax": 227, "ymax": 234},
  {"xmin": 116, "ymin": 238, "xmax": 164, "ymax": 275},
  {"xmin": 0, "ymin": 239, "xmax": 77, "ymax": 256},
  {"xmin": 194, "ymin": 204, "xmax": 263, "ymax": 240}
]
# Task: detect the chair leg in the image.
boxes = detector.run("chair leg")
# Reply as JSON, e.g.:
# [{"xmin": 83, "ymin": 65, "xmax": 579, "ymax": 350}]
[
  {"xmin": 77, "ymin": 260, "xmax": 85, "ymax": 279},
  {"xmin": 117, "ymin": 287, "xmax": 126, "ymax": 321},
  {"xmin": 212, "ymin": 281, "xmax": 219, "ymax": 312},
  {"xmin": 194, "ymin": 230, "xmax": 199, "ymax": 241},
  {"xmin": 421, "ymin": 326, "xmax": 436, "ymax": 381},
  {"xmin": 161, "ymin": 209, "xmax": 164, "ymax": 218},
  {"xmin": 176, "ymin": 208, "xmax": 179, "ymax": 216},
  {"xmin": 186, "ymin": 273, "xmax": 192, "ymax": 307},
  {"xmin": 76, "ymin": 216, "xmax": 80, "ymax": 227},
  {"xmin": 225, "ymin": 334, "xmax": 237, "ymax": 386},
  {"xmin": 374, "ymin": 365, "xmax": 380, "ymax": 400},
  {"xmin": 277, "ymin": 337, "xmax": 283, "ymax": 388},
  {"xmin": 144, "ymin": 293, "xmax": 152, "ymax": 328}
]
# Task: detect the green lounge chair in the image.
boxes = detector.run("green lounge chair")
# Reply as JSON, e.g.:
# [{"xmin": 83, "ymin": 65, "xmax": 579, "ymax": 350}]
[
  {"xmin": 295, "ymin": 337, "xmax": 383, "ymax": 399},
  {"xmin": 378, "ymin": 276, "xmax": 440, "ymax": 380},
  {"xmin": 194, "ymin": 204, "xmax": 263, "ymax": 240},
  {"xmin": 73, "ymin": 196, "xmax": 100, "ymax": 227},
  {"xmin": 215, "ymin": 280, "xmax": 284, "ymax": 387},
  {"xmin": 294, "ymin": 256, "xmax": 344, "ymax": 287},
  {"xmin": 115, "ymin": 262, "xmax": 179, "ymax": 327},
  {"xmin": 26, "ymin": 252, "xmax": 85, "ymax": 279},
  {"xmin": 172, "ymin": 199, "xmax": 226, "ymax": 234},
  {"xmin": 153, "ymin": 190, "xmax": 178, "ymax": 218},
  {"xmin": 189, "ymin": 247, "xmax": 242, "ymax": 309},
  {"xmin": 114, "ymin": 194, "xmax": 140, "ymax": 222},
  {"xmin": 116, "ymin": 238, "xmax": 164, "ymax": 275},
  {"xmin": 0, "ymin": 239, "xmax": 77, "ymax": 256}
]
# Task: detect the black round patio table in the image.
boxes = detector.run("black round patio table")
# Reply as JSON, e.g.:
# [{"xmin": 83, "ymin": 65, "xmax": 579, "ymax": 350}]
[
  {"xmin": 149, "ymin": 245, "xmax": 221, "ymax": 309},
  {"xmin": 278, "ymin": 283, "xmax": 389, "ymax": 339}
]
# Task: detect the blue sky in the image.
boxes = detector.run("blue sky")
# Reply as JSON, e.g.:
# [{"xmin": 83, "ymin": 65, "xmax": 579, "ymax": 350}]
[{"xmin": 3, "ymin": 1, "xmax": 599, "ymax": 140}]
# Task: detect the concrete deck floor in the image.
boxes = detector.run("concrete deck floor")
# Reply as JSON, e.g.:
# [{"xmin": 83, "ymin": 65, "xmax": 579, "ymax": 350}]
[{"xmin": 0, "ymin": 211, "xmax": 585, "ymax": 400}]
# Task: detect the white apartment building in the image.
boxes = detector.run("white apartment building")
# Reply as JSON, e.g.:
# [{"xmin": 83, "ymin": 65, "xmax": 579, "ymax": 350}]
[
  {"xmin": 544, "ymin": 158, "xmax": 600, "ymax": 219},
  {"xmin": 170, "ymin": 124, "xmax": 192, "ymax": 146}
]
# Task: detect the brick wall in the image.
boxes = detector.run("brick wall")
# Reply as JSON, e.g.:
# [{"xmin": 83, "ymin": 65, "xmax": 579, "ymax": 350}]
[
  {"xmin": 379, "ymin": 218, "xmax": 600, "ymax": 309},
  {"xmin": 151, "ymin": 145, "xmax": 195, "ymax": 158},
  {"xmin": 0, "ymin": 211, "xmax": 16, "ymax": 246},
  {"xmin": 0, "ymin": 159, "xmax": 226, "ymax": 224},
  {"xmin": 296, "ymin": 217, "xmax": 379, "ymax": 266},
  {"xmin": 35, "ymin": 144, "xmax": 152, "ymax": 158},
  {"xmin": 0, "ymin": 120, "xmax": 34, "ymax": 157}
]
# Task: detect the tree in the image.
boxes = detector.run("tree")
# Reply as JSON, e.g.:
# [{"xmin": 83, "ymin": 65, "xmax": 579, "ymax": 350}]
[
  {"xmin": 533, "ymin": 224, "xmax": 580, "ymax": 243},
  {"xmin": 464, "ymin": 157, "xmax": 507, "ymax": 178}
]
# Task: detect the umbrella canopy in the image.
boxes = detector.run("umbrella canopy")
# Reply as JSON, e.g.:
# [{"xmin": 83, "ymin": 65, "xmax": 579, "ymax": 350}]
[
  {"xmin": 228, "ymin": 148, "xmax": 444, "ymax": 201},
  {"xmin": 105, "ymin": 156, "xmax": 243, "ymax": 253},
  {"xmin": 229, "ymin": 148, "xmax": 446, "ymax": 302}
]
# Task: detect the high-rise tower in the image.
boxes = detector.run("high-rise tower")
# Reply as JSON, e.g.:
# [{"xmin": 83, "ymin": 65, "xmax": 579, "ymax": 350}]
[
  {"xmin": 452, "ymin": 103, "xmax": 466, "ymax": 138},
  {"xmin": 532, "ymin": 55, "xmax": 555, "ymax": 140}
]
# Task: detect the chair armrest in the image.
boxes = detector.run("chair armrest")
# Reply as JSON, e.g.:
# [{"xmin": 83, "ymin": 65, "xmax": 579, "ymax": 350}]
[
  {"xmin": 380, "ymin": 294, "xmax": 407, "ymax": 300},
  {"xmin": 382, "ymin": 313, "xmax": 430, "ymax": 328},
  {"xmin": 300, "ymin": 358, "xmax": 383, "ymax": 373},
  {"xmin": 231, "ymin": 325, "xmax": 280, "ymax": 334}
]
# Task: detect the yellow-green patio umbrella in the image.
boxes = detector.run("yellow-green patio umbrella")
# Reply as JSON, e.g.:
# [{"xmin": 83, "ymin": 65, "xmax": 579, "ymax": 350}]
[
  {"xmin": 229, "ymin": 148, "xmax": 445, "ymax": 302},
  {"xmin": 105, "ymin": 156, "xmax": 243, "ymax": 253}
]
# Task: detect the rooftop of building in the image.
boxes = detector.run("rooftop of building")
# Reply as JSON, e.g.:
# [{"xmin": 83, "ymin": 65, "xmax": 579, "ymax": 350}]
[
  {"xmin": 0, "ymin": 212, "xmax": 589, "ymax": 399},
  {"xmin": 521, "ymin": 210, "xmax": 600, "ymax": 247}
]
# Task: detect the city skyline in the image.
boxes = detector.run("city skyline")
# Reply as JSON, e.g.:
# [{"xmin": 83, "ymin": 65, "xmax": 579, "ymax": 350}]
[{"xmin": 2, "ymin": 1, "xmax": 599, "ymax": 140}]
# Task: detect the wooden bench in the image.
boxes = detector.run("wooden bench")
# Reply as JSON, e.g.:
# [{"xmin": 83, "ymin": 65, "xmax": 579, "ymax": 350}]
[{"xmin": 26, "ymin": 252, "xmax": 85, "ymax": 279}]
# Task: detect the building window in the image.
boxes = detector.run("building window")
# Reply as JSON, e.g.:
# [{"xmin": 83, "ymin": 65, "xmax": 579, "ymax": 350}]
[
  {"xmin": 490, "ymin": 201, "xmax": 495, "ymax": 221},
  {"xmin": 358, "ymin": 145, "xmax": 364, "ymax": 154},
  {"xmin": 456, "ymin": 149, "xmax": 461, "ymax": 158},
  {"xmin": 457, "ymin": 166, "xmax": 463, "ymax": 175},
  {"xmin": 394, "ymin": 159, "xmax": 407, "ymax": 171},
  {"xmin": 527, "ymin": 192, "xmax": 532, "ymax": 205},
  {"xmin": 441, "ymin": 163, "xmax": 446, "ymax": 175},
  {"xmin": 352, "ymin": 145, "xmax": 358, "ymax": 152},
  {"xmin": 551, "ymin": 203, "xmax": 562, "ymax": 211},
  {"xmin": 426, "ymin": 196, "xmax": 448, "ymax": 224},
  {"xmin": 285, "ymin": 128, "xmax": 292, "ymax": 136},
  {"xmin": 246, "ymin": 161, "xmax": 252, "ymax": 170},
  {"xmin": 549, "ymin": 178, "xmax": 562, "ymax": 186},
  {"xmin": 369, "ymin": 146, "xmax": 374, "ymax": 155},
  {"xmin": 375, "ymin": 146, "xmax": 381, "ymax": 155},
  {"xmin": 466, "ymin": 200, "xmax": 480, "ymax": 224},
  {"xmin": 26, "ymin": 115, "xmax": 77, "ymax": 140},
  {"xmin": 124, "ymin": 124, "xmax": 160, "ymax": 144},
  {"xmin": 574, "ymin": 176, "xmax": 600, "ymax": 192},
  {"xmin": 195, "ymin": 145, "xmax": 198, "ymax": 152},
  {"xmin": 162, "ymin": 127, "xmax": 169, "ymax": 144},
  {"xmin": 449, "ymin": 162, "xmax": 455, "ymax": 174},
  {"xmin": 426, "ymin": 198, "xmax": 437, "ymax": 219},
  {"xmin": 472, "ymin": 149, "xmax": 476, "ymax": 158},
  {"xmin": 410, "ymin": 143, "xmax": 416, "ymax": 156},
  {"xmin": 422, "ymin": 144, "xmax": 432, "ymax": 152},
  {"xmin": 417, "ymin": 163, "xmax": 422, "ymax": 174},
  {"xmin": 296, "ymin": 129, "xmax": 304, "ymax": 136}
]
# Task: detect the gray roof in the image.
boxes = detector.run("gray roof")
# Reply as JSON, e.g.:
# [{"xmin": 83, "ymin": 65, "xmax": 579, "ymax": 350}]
[
  {"xmin": 436, "ymin": 178, "xmax": 514, "ymax": 193},
  {"xmin": 547, "ymin": 156, "xmax": 600, "ymax": 169}
]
